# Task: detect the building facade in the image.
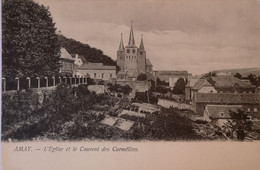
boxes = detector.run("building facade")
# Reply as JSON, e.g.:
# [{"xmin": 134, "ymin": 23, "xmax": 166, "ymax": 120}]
[
  {"xmin": 76, "ymin": 62, "xmax": 116, "ymax": 81},
  {"xmin": 193, "ymin": 93, "xmax": 260, "ymax": 119},
  {"xmin": 117, "ymin": 21, "xmax": 152, "ymax": 81},
  {"xmin": 59, "ymin": 47, "xmax": 75, "ymax": 75}
]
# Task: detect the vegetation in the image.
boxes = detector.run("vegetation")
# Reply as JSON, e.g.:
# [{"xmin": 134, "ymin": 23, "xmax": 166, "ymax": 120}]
[
  {"xmin": 2, "ymin": 0, "xmax": 61, "ymax": 79},
  {"xmin": 156, "ymin": 78, "xmax": 169, "ymax": 86},
  {"xmin": 172, "ymin": 78, "xmax": 186, "ymax": 94},
  {"xmin": 224, "ymin": 109, "xmax": 253, "ymax": 141},
  {"xmin": 134, "ymin": 91, "xmax": 158, "ymax": 104},
  {"xmin": 233, "ymin": 73, "xmax": 260, "ymax": 86},
  {"xmin": 137, "ymin": 73, "xmax": 147, "ymax": 81},
  {"xmin": 107, "ymin": 83, "xmax": 132, "ymax": 96}
]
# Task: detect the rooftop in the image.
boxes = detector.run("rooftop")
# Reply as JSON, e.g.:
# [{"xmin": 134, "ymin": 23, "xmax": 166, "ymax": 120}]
[
  {"xmin": 211, "ymin": 76, "xmax": 255, "ymax": 88},
  {"xmin": 194, "ymin": 93, "xmax": 260, "ymax": 104},
  {"xmin": 191, "ymin": 79, "xmax": 212, "ymax": 90},
  {"xmin": 60, "ymin": 47, "xmax": 74, "ymax": 61},
  {"xmin": 205, "ymin": 105, "xmax": 243, "ymax": 119},
  {"xmin": 77, "ymin": 62, "xmax": 116, "ymax": 70}
]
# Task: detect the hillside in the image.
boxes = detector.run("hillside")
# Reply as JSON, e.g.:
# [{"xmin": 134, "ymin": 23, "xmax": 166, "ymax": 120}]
[
  {"xmin": 58, "ymin": 35, "xmax": 118, "ymax": 68},
  {"xmin": 212, "ymin": 68, "xmax": 260, "ymax": 77}
]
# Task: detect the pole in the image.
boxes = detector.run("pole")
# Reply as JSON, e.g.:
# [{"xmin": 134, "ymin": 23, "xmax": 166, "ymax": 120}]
[{"xmin": 26, "ymin": 77, "xmax": 31, "ymax": 89}]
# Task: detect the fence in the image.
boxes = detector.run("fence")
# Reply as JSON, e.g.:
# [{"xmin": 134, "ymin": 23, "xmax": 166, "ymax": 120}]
[{"xmin": 2, "ymin": 76, "xmax": 88, "ymax": 92}]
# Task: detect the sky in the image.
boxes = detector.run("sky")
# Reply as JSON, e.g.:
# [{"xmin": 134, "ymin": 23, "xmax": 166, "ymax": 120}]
[{"xmin": 35, "ymin": 0, "xmax": 260, "ymax": 75}]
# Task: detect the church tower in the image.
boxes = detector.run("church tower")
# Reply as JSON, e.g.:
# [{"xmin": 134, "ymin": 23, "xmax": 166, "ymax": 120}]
[
  {"xmin": 116, "ymin": 21, "xmax": 152, "ymax": 80},
  {"xmin": 137, "ymin": 34, "xmax": 146, "ymax": 73},
  {"xmin": 117, "ymin": 33, "xmax": 125, "ymax": 71},
  {"xmin": 124, "ymin": 21, "xmax": 138, "ymax": 77}
]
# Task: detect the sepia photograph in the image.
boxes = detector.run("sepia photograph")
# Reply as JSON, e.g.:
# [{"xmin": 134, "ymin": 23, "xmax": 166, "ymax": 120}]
[{"xmin": 1, "ymin": 0, "xmax": 260, "ymax": 169}]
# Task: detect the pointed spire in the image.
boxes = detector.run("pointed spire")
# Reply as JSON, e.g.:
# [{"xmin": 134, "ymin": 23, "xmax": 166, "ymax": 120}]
[
  {"xmin": 118, "ymin": 33, "xmax": 124, "ymax": 51},
  {"xmin": 139, "ymin": 34, "xmax": 145, "ymax": 50},
  {"xmin": 128, "ymin": 20, "xmax": 135, "ymax": 46}
]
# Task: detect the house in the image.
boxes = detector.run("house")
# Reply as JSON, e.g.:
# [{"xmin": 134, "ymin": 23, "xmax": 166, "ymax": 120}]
[
  {"xmin": 203, "ymin": 105, "xmax": 243, "ymax": 122},
  {"xmin": 193, "ymin": 93, "xmax": 260, "ymax": 118},
  {"xmin": 76, "ymin": 62, "xmax": 116, "ymax": 80},
  {"xmin": 185, "ymin": 79, "xmax": 217, "ymax": 101},
  {"xmin": 211, "ymin": 76, "xmax": 256, "ymax": 93},
  {"xmin": 59, "ymin": 47, "xmax": 75, "ymax": 75}
]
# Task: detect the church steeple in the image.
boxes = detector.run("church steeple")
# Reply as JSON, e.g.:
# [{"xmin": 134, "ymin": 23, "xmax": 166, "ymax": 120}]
[
  {"xmin": 118, "ymin": 33, "xmax": 124, "ymax": 51},
  {"xmin": 139, "ymin": 34, "xmax": 145, "ymax": 50},
  {"xmin": 128, "ymin": 20, "xmax": 135, "ymax": 46}
]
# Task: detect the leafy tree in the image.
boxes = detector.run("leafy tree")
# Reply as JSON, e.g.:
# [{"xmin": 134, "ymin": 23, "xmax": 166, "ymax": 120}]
[
  {"xmin": 137, "ymin": 73, "xmax": 147, "ymax": 81},
  {"xmin": 156, "ymin": 78, "xmax": 169, "ymax": 86},
  {"xmin": 224, "ymin": 109, "xmax": 253, "ymax": 141},
  {"xmin": 155, "ymin": 86, "xmax": 170, "ymax": 94},
  {"xmin": 2, "ymin": 0, "xmax": 61, "ymax": 79},
  {"xmin": 121, "ymin": 85, "xmax": 132, "ymax": 95},
  {"xmin": 233, "ymin": 73, "xmax": 242, "ymax": 79},
  {"xmin": 172, "ymin": 78, "xmax": 186, "ymax": 94},
  {"xmin": 247, "ymin": 74, "xmax": 260, "ymax": 86},
  {"xmin": 202, "ymin": 71, "xmax": 217, "ymax": 78}
]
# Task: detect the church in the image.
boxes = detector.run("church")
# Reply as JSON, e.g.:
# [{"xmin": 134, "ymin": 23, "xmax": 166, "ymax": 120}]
[{"xmin": 117, "ymin": 21, "xmax": 153, "ymax": 81}]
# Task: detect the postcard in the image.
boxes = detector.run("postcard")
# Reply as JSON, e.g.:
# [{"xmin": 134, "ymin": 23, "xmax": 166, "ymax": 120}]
[{"xmin": 1, "ymin": 0, "xmax": 260, "ymax": 169}]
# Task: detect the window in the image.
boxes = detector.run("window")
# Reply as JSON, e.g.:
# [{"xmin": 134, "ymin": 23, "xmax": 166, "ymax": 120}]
[
  {"xmin": 94, "ymin": 73, "xmax": 96, "ymax": 78},
  {"xmin": 134, "ymin": 56, "xmax": 136, "ymax": 59},
  {"xmin": 102, "ymin": 73, "xmax": 104, "ymax": 79},
  {"xmin": 127, "ymin": 49, "xmax": 130, "ymax": 53},
  {"xmin": 254, "ymin": 108, "xmax": 258, "ymax": 112},
  {"xmin": 140, "ymin": 52, "xmax": 143, "ymax": 55},
  {"xmin": 110, "ymin": 73, "xmax": 112, "ymax": 78},
  {"xmin": 132, "ymin": 49, "xmax": 135, "ymax": 53},
  {"xmin": 247, "ymin": 108, "xmax": 251, "ymax": 112}
]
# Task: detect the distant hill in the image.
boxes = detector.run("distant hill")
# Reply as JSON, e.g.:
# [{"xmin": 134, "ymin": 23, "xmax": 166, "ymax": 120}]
[
  {"xmin": 211, "ymin": 68, "xmax": 260, "ymax": 77},
  {"xmin": 58, "ymin": 35, "xmax": 118, "ymax": 68}
]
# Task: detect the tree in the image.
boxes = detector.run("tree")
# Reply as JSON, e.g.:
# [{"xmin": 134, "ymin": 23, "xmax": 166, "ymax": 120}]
[
  {"xmin": 137, "ymin": 73, "xmax": 147, "ymax": 81},
  {"xmin": 121, "ymin": 85, "xmax": 132, "ymax": 95},
  {"xmin": 2, "ymin": 0, "xmax": 61, "ymax": 79},
  {"xmin": 233, "ymin": 73, "xmax": 242, "ymax": 79},
  {"xmin": 172, "ymin": 78, "xmax": 186, "ymax": 94},
  {"xmin": 224, "ymin": 109, "xmax": 253, "ymax": 141}
]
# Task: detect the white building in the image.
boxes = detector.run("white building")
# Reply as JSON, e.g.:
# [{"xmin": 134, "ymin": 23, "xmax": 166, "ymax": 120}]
[{"xmin": 76, "ymin": 62, "xmax": 116, "ymax": 80}]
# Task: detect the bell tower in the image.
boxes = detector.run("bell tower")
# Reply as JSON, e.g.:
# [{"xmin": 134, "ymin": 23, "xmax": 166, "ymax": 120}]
[
  {"xmin": 137, "ymin": 34, "xmax": 146, "ymax": 73},
  {"xmin": 117, "ymin": 33, "xmax": 125, "ymax": 71}
]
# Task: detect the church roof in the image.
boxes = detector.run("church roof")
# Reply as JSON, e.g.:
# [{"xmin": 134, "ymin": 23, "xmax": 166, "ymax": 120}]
[
  {"xmin": 146, "ymin": 59, "xmax": 152, "ymax": 66},
  {"xmin": 126, "ymin": 21, "xmax": 137, "ymax": 48},
  {"xmin": 118, "ymin": 33, "xmax": 125, "ymax": 51},
  {"xmin": 139, "ymin": 35, "xmax": 145, "ymax": 50}
]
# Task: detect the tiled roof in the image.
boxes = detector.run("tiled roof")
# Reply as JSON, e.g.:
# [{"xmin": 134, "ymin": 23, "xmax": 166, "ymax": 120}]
[
  {"xmin": 60, "ymin": 47, "xmax": 74, "ymax": 61},
  {"xmin": 192, "ymin": 79, "xmax": 212, "ymax": 90},
  {"xmin": 211, "ymin": 76, "xmax": 255, "ymax": 88},
  {"xmin": 186, "ymin": 78, "xmax": 200, "ymax": 87},
  {"xmin": 205, "ymin": 105, "xmax": 243, "ymax": 119},
  {"xmin": 77, "ymin": 63, "xmax": 116, "ymax": 70},
  {"xmin": 194, "ymin": 93, "xmax": 260, "ymax": 104}
]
